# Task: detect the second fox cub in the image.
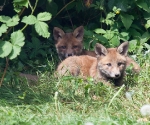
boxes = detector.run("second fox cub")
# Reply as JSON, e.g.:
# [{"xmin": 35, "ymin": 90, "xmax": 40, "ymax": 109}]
[
  {"xmin": 57, "ymin": 42, "xmax": 131, "ymax": 86},
  {"xmin": 53, "ymin": 26, "xmax": 95, "ymax": 60},
  {"xmin": 53, "ymin": 26, "xmax": 140, "ymax": 73}
]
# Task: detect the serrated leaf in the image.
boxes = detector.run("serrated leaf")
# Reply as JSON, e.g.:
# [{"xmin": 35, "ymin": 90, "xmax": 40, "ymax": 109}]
[
  {"xmin": 94, "ymin": 28, "xmax": 106, "ymax": 34},
  {"xmin": 11, "ymin": 30, "xmax": 25, "ymax": 47},
  {"xmin": 37, "ymin": 12, "xmax": 52, "ymax": 21},
  {"xmin": 21, "ymin": 15, "xmax": 37, "ymax": 25},
  {"xmin": 0, "ymin": 41, "xmax": 12, "ymax": 58},
  {"xmin": 12, "ymin": 15, "xmax": 20, "ymax": 22},
  {"xmin": 8, "ymin": 45, "xmax": 21, "ymax": 59},
  {"xmin": 0, "ymin": 24, "xmax": 8, "ymax": 36},
  {"xmin": 6, "ymin": 21, "xmax": 19, "ymax": 27},
  {"xmin": 4, "ymin": 15, "xmax": 20, "ymax": 27},
  {"xmin": 0, "ymin": 16, "xmax": 11, "ymax": 23},
  {"xmin": 121, "ymin": 13, "xmax": 134, "ymax": 30},
  {"xmin": 35, "ymin": 21, "xmax": 50, "ymax": 38}
]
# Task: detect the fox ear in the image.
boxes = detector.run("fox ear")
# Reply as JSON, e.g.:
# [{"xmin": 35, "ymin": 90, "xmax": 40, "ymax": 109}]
[
  {"xmin": 117, "ymin": 42, "xmax": 129, "ymax": 56},
  {"xmin": 53, "ymin": 27, "xmax": 65, "ymax": 42},
  {"xmin": 73, "ymin": 26, "xmax": 84, "ymax": 41},
  {"xmin": 95, "ymin": 43, "xmax": 108, "ymax": 56}
]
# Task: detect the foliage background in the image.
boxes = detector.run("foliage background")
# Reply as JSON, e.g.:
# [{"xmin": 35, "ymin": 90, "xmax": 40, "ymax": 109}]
[{"xmin": 0, "ymin": 0, "xmax": 150, "ymax": 83}]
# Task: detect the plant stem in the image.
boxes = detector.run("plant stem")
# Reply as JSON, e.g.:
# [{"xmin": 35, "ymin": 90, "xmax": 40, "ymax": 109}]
[
  {"xmin": 48, "ymin": 0, "xmax": 75, "ymax": 23},
  {"xmin": 0, "ymin": 58, "xmax": 9, "ymax": 87}
]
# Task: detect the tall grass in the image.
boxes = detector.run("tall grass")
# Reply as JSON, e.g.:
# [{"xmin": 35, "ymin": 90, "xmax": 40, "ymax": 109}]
[{"xmin": 0, "ymin": 56, "xmax": 150, "ymax": 125}]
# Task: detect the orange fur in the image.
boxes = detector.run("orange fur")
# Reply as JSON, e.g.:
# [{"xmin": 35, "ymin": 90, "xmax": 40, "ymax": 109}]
[
  {"xmin": 53, "ymin": 26, "xmax": 140, "ymax": 73},
  {"xmin": 57, "ymin": 42, "xmax": 132, "ymax": 86}
]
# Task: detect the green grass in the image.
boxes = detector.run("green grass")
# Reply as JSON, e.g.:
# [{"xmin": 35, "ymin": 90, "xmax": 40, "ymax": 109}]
[{"xmin": 0, "ymin": 58, "xmax": 150, "ymax": 125}]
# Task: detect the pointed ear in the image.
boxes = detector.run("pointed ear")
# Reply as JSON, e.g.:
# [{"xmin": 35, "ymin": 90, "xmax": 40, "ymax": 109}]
[
  {"xmin": 53, "ymin": 27, "xmax": 65, "ymax": 42},
  {"xmin": 73, "ymin": 26, "xmax": 84, "ymax": 41},
  {"xmin": 117, "ymin": 42, "xmax": 129, "ymax": 56},
  {"xmin": 95, "ymin": 43, "xmax": 108, "ymax": 56}
]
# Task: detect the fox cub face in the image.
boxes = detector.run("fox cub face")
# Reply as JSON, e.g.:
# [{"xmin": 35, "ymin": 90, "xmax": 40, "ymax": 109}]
[
  {"xmin": 95, "ymin": 42, "xmax": 129, "ymax": 79},
  {"xmin": 53, "ymin": 26, "xmax": 84, "ymax": 60}
]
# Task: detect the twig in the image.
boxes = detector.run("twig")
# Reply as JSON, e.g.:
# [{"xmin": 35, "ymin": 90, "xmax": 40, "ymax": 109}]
[
  {"xmin": 48, "ymin": 0, "xmax": 75, "ymax": 24},
  {"xmin": 0, "ymin": 58, "xmax": 9, "ymax": 87}
]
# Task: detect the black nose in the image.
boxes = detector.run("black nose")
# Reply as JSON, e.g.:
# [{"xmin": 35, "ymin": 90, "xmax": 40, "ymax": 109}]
[
  {"xmin": 115, "ymin": 74, "xmax": 120, "ymax": 78},
  {"xmin": 68, "ymin": 54, "xmax": 73, "ymax": 57}
]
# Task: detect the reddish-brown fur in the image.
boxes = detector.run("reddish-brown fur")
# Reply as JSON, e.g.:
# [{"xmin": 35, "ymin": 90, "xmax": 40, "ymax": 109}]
[
  {"xmin": 57, "ymin": 42, "xmax": 132, "ymax": 86},
  {"xmin": 53, "ymin": 26, "xmax": 140, "ymax": 73}
]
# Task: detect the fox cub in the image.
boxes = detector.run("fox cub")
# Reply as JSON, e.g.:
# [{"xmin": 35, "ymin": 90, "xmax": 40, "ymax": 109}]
[
  {"xmin": 57, "ymin": 42, "xmax": 130, "ymax": 86},
  {"xmin": 53, "ymin": 26, "xmax": 140, "ymax": 73},
  {"xmin": 53, "ymin": 26, "xmax": 95, "ymax": 60}
]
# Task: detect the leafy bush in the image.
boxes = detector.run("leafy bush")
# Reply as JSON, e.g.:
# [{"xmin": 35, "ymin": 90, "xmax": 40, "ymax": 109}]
[{"xmin": 0, "ymin": 0, "xmax": 150, "ymax": 84}]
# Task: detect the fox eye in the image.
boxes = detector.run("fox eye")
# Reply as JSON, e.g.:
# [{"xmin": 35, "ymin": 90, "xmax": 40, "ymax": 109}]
[
  {"xmin": 60, "ymin": 46, "xmax": 66, "ymax": 49},
  {"xmin": 73, "ymin": 45, "xmax": 79, "ymax": 49},
  {"xmin": 106, "ymin": 63, "xmax": 111, "ymax": 66},
  {"xmin": 118, "ymin": 62, "xmax": 123, "ymax": 66}
]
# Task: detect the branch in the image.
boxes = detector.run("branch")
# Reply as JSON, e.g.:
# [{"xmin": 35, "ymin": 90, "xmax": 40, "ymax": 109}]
[{"xmin": 0, "ymin": 58, "xmax": 9, "ymax": 87}]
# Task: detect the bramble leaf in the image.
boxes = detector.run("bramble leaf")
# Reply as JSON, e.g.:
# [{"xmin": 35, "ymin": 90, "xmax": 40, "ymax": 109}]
[
  {"xmin": 37, "ymin": 12, "xmax": 52, "ymax": 21},
  {"xmin": 8, "ymin": 30, "xmax": 25, "ymax": 59},
  {"xmin": 0, "ymin": 16, "xmax": 11, "ymax": 23},
  {"xmin": 8, "ymin": 46, "xmax": 21, "ymax": 59},
  {"xmin": 11, "ymin": 30, "xmax": 25, "ymax": 47},
  {"xmin": 21, "ymin": 15, "xmax": 37, "ymax": 25},
  {"xmin": 0, "ymin": 24, "xmax": 8, "ymax": 36},
  {"xmin": 0, "ymin": 41, "xmax": 12, "ymax": 57},
  {"xmin": 35, "ymin": 21, "xmax": 50, "ymax": 38}
]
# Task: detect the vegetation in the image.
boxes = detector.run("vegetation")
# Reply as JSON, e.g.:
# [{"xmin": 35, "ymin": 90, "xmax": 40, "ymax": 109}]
[{"xmin": 0, "ymin": 0, "xmax": 150, "ymax": 124}]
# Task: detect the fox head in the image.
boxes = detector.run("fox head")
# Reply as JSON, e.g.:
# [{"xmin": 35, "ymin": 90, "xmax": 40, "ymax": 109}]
[
  {"xmin": 53, "ymin": 26, "xmax": 84, "ymax": 60},
  {"xmin": 95, "ymin": 42, "xmax": 129, "ymax": 79}
]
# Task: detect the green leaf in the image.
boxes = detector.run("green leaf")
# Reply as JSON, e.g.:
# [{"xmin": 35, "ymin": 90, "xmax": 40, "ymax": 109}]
[
  {"xmin": 11, "ymin": 30, "xmax": 25, "ymax": 47},
  {"xmin": 37, "ymin": 12, "xmax": 52, "ymax": 21},
  {"xmin": 103, "ymin": 30, "xmax": 114, "ymax": 40},
  {"xmin": 144, "ymin": 43, "xmax": 150, "ymax": 49},
  {"xmin": 13, "ymin": 0, "xmax": 28, "ymax": 7},
  {"xmin": 35, "ymin": 21, "xmax": 50, "ymax": 38},
  {"xmin": 0, "ymin": 41, "xmax": 12, "ymax": 58},
  {"xmin": 0, "ymin": 16, "xmax": 11, "ymax": 23},
  {"xmin": 136, "ymin": 0, "xmax": 150, "ymax": 12},
  {"xmin": 128, "ymin": 40, "xmax": 137, "ymax": 52},
  {"xmin": 94, "ymin": 28, "xmax": 106, "ymax": 34},
  {"xmin": 13, "ymin": 0, "xmax": 28, "ymax": 13},
  {"xmin": 121, "ymin": 13, "xmax": 134, "ymax": 30},
  {"xmin": 145, "ymin": 20, "xmax": 150, "ymax": 29},
  {"xmin": 5, "ymin": 15, "xmax": 19, "ymax": 27},
  {"xmin": 6, "ymin": 21, "xmax": 19, "ymax": 27},
  {"xmin": 21, "ymin": 15, "xmax": 37, "ymax": 25},
  {"xmin": 0, "ymin": 24, "xmax": 8, "ymax": 36},
  {"xmin": 110, "ymin": 36, "xmax": 120, "ymax": 47},
  {"xmin": 8, "ymin": 45, "xmax": 21, "ymax": 60},
  {"xmin": 8, "ymin": 30, "xmax": 25, "ymax": 59}
]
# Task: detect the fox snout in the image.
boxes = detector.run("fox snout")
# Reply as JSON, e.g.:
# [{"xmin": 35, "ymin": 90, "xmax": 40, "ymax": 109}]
[
  {"xmin": 109, "ymin": 71, "xmax": 121, "ymax": 79},
  {"xmin": 65, "ymin": 53, "xmax": 74, "ymax": 57}
]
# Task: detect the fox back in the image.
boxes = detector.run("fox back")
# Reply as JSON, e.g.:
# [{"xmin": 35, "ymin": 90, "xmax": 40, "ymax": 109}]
[{"xmin": 57, "ymin": 42, "xmax": 129, "ymax": 86}]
